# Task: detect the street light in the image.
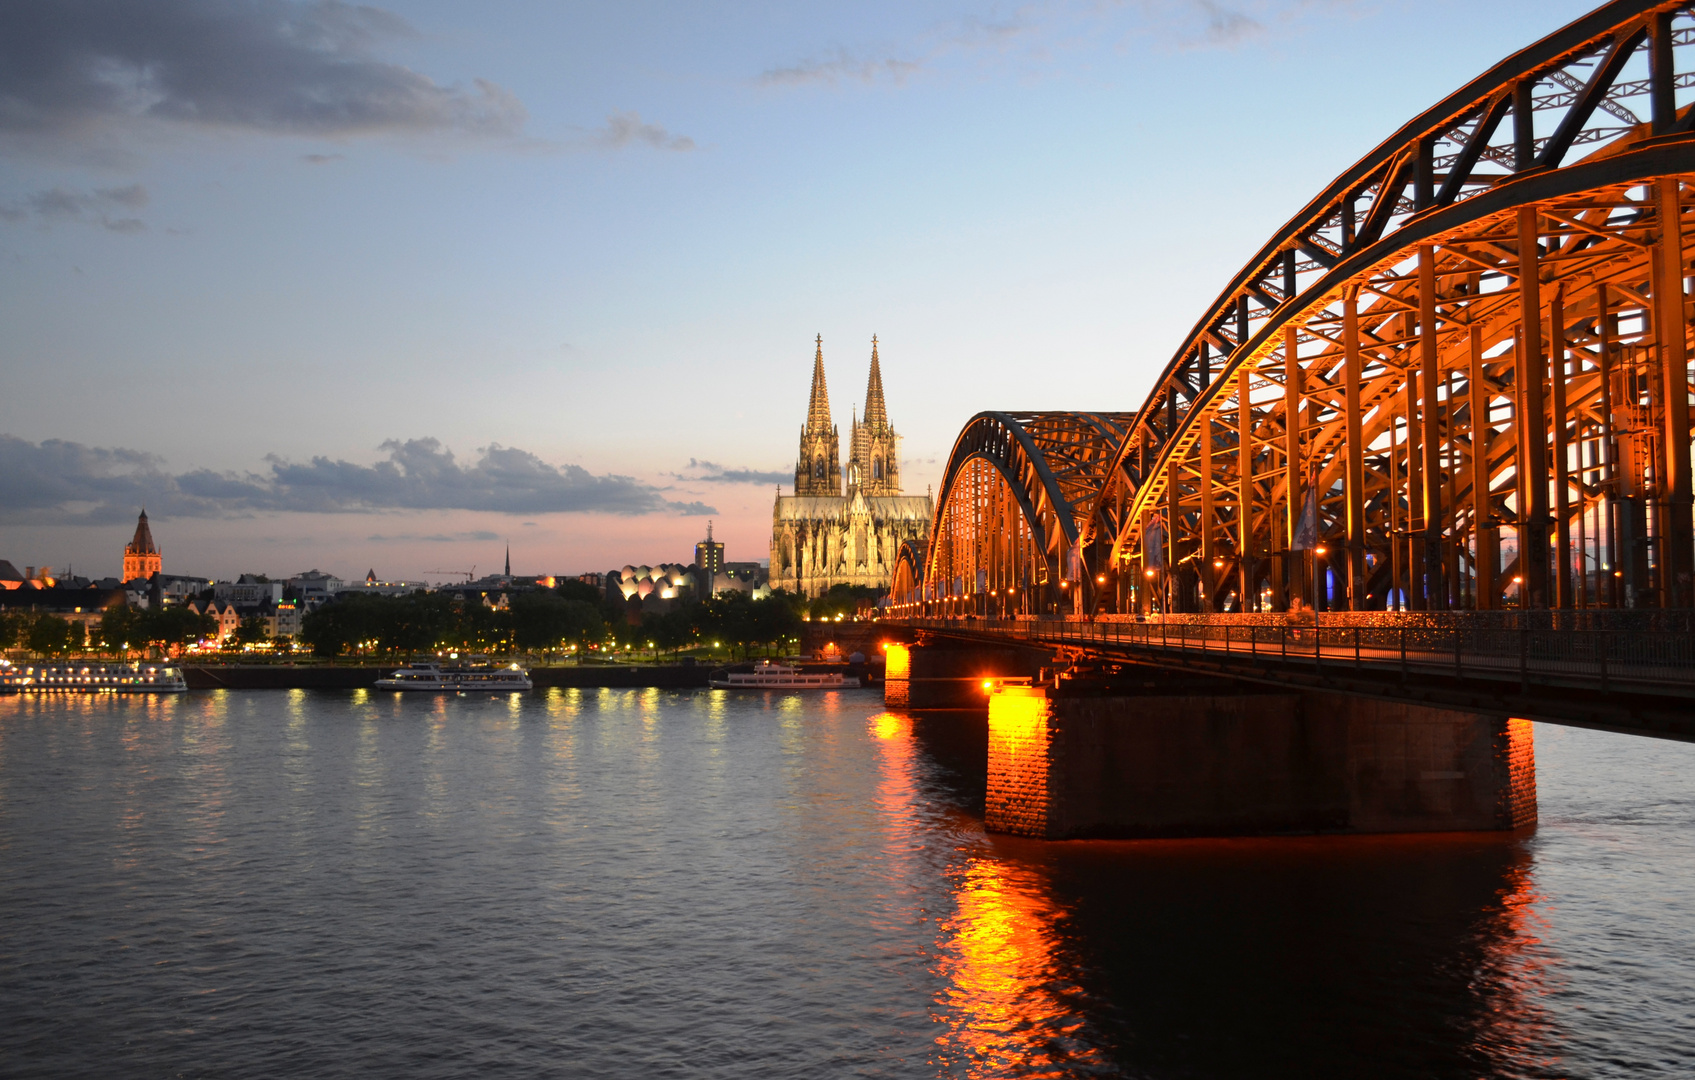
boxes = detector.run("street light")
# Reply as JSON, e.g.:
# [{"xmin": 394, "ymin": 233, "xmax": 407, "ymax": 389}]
[{"xmin": 1312, "ymin": 545, "xmax": 1327, "ymax": 615}]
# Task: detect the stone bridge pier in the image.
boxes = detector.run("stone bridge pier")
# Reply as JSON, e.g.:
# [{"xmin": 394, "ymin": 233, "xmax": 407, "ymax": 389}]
[
  {"xmin": 881, "ymin": 640, "xmax": 1044, "ymax": 709},
  {"xmin": 887, "ymin": 643, "xmax": 1537, "ymax": 839}
]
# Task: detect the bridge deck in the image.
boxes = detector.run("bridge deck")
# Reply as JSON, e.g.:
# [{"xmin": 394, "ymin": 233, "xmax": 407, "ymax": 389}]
[{"xmin": 886, "ymin": 616, "xmax": 1695, "ymax": 743}]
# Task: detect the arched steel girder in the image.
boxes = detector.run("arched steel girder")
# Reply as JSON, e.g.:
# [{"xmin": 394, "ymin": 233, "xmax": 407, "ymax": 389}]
[
  {"xmin": 1120, "ymin": 159, "xmax": 1695, "ymax": 614},
  {"xmin": 1107, "ymin": 141, "xmax": 1695, "ymax": 559},
  {"xmin": 891, "ymin": 539, "xmax": 926, "ymax": 605},
  {"xmin": 1089, "ymin": 0, "xmax": 1695, "ymax": 550},
  {"xmin": 926, "ymin": 411, "xmax": 1133, "ymax": 607}
]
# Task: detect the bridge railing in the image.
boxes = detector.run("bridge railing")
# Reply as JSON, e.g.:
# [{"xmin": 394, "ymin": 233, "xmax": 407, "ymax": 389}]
[{"xmin": 891, "ymin": 615, "xmax": 1695, "ymax": 694}]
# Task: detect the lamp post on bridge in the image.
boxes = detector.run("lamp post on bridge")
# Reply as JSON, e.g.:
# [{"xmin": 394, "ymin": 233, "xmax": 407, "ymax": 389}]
[{"xmin": 1313, "ymin": 545, "xmax": 1328, "ymax": 616}]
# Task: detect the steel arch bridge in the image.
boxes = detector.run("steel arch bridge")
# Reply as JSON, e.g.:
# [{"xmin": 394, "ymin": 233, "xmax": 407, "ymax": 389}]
[
  {"xmin": 904, "ymin": 0, "xmax": 1695, "ymax": 620},
  {"xmin": 894, "ymin": 411, "xmax": 1133, "ymax": 615}
]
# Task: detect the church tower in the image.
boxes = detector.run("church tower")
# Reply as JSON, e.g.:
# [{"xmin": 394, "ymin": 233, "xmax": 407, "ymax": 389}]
[
  {"xmin": 849, "ymin": 336, "xmax": 901, "ymax": 497},
  {"xmin": 794, "ymin": 335, "xmax": 842, "ymax": 496},
  {"xmin": 122, "ymin": 509, "xmax": 162, "ymax": 582}
]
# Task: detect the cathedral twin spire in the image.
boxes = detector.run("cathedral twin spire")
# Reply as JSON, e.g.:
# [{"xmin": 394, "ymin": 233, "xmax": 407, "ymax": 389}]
[
  {"xmin": 863, "ymin": 336, "xmax": 888, "ymax": 430},
  {"xmin": 794, "ymin": 335, "xmax": 899, "ymax": 498},
  {"xmin": 795, "ymin": 335, "xmax": 844, "ymax": 496},
  {"xmin": 806, "ymin": 335, "xmax": 833, "ymax": 433}
]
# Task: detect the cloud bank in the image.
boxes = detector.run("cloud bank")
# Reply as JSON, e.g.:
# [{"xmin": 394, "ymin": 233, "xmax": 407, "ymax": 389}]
[
  {"xmin": 0, "ymin": 0, "xmax": 527, "ymax": 143},
  {"xmin": 0, "ymin": 435, "xmax": 715, "ymax": 524},
  {"xmin": 675, "ymin": 459, "xmax": 790, "ymax": 486}
]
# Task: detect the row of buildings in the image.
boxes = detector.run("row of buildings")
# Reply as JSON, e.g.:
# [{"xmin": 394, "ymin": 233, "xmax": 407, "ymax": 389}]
[
  {"xmin": 1, "ymin": 512, "xmax": 776, "ymax": 646},
  {"xmin": 0, "ymin": 513, "xmax": 430, "ymax": 645},
  {"xmin": 3, "ymin": 335, "xmax": 935, "ymax": 645}
]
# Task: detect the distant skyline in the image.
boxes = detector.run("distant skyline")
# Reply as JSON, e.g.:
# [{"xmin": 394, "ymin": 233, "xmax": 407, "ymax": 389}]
[{"xmin": 1, "ymin": 0, "xmax": 1598, "ymax": 581}]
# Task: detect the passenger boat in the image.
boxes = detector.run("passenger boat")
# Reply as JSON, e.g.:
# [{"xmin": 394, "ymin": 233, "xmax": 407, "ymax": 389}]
[
  {"xmin": 0, "ymin": 660, "xmax": 188, "ymax": 693},
  {"xmin": 375, "ymin": 659, "xmax": 533, "ymax": 692},
  {"xmin": 708, "ymin": 661, "xmax": 859, "ymax": 690}
]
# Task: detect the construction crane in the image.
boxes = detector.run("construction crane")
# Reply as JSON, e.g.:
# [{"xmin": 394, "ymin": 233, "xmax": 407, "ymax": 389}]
[{"xmin": 423, "ymin": 566, "xmax": 475, "ymax": 583}]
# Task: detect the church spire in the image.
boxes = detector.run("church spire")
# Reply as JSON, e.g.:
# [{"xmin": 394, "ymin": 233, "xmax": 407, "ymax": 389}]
[
  {"xmin": 129, "ymin": 509, "xmax": 157, "ymax": 555},
  {"xmin": 123, "ymin": 507, "xmax": 162, "ymax": 582},
  {"xmin": 794, "ymin": 334, "xmax": 844, "ymax": 496},
  {"xmin": 806, "ymin": 334, "xmax": 833, "ymax": 432},
  {"xmin": 863, "ymin": 335, "xmax": 888, "ymax": 430},
  {"xmin": 504, "ymin": 544, "xmax": 510, "ymax": 577}
]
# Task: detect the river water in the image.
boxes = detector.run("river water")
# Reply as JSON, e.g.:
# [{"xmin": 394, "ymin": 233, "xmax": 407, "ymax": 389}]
[{"xmin": 0, "ymin": 688, "xmax": 1690, "ymax": 1079}]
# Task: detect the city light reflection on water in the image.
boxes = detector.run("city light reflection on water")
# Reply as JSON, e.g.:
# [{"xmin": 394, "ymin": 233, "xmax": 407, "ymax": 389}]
[{"xmin": 0, "ymin": 690, "xmax": 1689, "ymax": 1078}]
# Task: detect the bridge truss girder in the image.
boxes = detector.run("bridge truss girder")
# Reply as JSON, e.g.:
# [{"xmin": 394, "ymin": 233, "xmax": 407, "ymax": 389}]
[
  {"xmin": 1112, "ymin": 161, "xmax": 1694, "ymax": 615},
  {"xmin": 1085, "ymin": 0, "xmax": 1695, "ymax": 615},
  {"xmin": 919, "ymin": 412, "xmax": 1133, "ymax": 615}
]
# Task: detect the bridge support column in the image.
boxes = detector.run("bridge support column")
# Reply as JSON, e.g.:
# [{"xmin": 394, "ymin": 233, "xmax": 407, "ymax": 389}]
[
  {"xmin": 985, "ymin": 685, "xmax": 1536, "ymax": 839},
  {"xmin": 883, "ymin": 642, "xmax": 1041, "ymax": 709}
]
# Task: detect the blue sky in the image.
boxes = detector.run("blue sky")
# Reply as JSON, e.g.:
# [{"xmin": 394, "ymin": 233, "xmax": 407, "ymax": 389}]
[{"xmin": 0, "ymin": 0, "xmax": 1598, "ymax": 582}]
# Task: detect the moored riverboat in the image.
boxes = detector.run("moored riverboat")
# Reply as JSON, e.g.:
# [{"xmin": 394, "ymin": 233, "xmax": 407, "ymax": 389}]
[
  {"xmin": 708, "ymin": 661, "xmax": 860, "ymax": 690},
  {"xmin": 375, "ymin": 659, "xmax": 533, "ymax": 692},
  {"xmin": 0, "ymin": 660, "xmax": 188, "ymax": 693}
]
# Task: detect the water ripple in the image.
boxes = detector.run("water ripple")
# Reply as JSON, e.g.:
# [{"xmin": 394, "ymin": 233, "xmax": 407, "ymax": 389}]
[{"xmin": 0, "ymin": 691, "xmax": 1690, "ymax": 1078}]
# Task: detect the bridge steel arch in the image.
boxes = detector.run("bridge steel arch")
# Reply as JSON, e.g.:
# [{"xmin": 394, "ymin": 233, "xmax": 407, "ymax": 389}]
[
  {"xmin": 891, "ymin": 539, "xmax": 927, "ymax": 606},
  {"xmin": 911, "ymin": 411, "xmax": 1134, "ymax": 617},
  {"xmin": 1082, "ymin": 0, "xmax": 1695, "ymax": 615}
]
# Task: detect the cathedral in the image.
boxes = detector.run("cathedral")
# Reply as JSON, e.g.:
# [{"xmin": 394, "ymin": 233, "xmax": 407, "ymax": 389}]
[{"xmin": 770, "ymin": 336, "xmax": 932, "ymax": 598}]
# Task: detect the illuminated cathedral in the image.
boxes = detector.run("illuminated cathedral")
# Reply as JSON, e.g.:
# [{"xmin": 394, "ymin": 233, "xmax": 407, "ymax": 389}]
[{"xmin": 770, "ymin": 336, "xmax": 932, "ymax": 597}]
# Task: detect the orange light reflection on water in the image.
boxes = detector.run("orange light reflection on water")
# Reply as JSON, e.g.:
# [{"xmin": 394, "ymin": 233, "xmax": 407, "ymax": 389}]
[
  {"xmin": 932, "ymin": 855, "xmax": 1104, "ymax": 1078},
  {"xmin": 869, "ymin": 709, "xmax": 1104, "ymax": 1077},
  {"xmin": 869, "ymin": 711, "xmax": 919, "ymax": 837},
  {"xmin": 1462, "ymin": 844, "xmax": 1560, "ymax": 1076}
]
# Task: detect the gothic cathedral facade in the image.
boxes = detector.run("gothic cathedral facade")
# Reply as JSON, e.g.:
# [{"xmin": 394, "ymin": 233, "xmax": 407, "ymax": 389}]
[{"xmin": 771, "ymin": 336, "xmax": 932, "ymax": 597}]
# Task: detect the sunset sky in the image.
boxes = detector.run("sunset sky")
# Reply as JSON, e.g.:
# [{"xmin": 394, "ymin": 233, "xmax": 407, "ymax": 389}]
[{"xmin": 1, "ymin": 0, "xmax": 1596, "ymax": 582}]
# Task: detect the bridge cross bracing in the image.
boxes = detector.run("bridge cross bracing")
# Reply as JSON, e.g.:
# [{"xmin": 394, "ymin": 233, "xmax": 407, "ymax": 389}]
[
  {"xmin": 903, "ymin": 0, "xmax": 1695, "ymax": 621},
  {"xmin": 891, "ymin": 1, "xmax": 1695, "ymax": 733}
]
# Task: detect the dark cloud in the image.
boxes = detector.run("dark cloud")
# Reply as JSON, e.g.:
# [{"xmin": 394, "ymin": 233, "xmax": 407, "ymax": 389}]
[
  {"xmin": 0, "ymin": 183, "xmax": 151, "ymax": 231},
  {"xmin": 0, "ymin": 0, "xmax": 526, "ymax": 145},
  {"xmin": 675, "ymin": 459, "xmax": 790, "ymax": 486},
  {"xmin": 0, "ymin": 435, "xmax": 714, "ymax": 524},
  {"xmin": 301, "ymin": 152, "xmax": 344, "ymax": 164},
  {"xmin": 591, "ymin": 110, "xmax": 695, "ymax": 151}
]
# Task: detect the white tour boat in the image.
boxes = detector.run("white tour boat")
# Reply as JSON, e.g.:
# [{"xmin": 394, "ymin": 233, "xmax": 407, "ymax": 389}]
[
  {"xmin": 0, "ymin": 660, "xmax": 188, "ymax": 693},
  {"xmin": 375, "ymin": 659, "xmax": 533, "ymax": 692},
  {"xmin": 709, "ymin": 661, "xmax": 860, "ymax": 690}
]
